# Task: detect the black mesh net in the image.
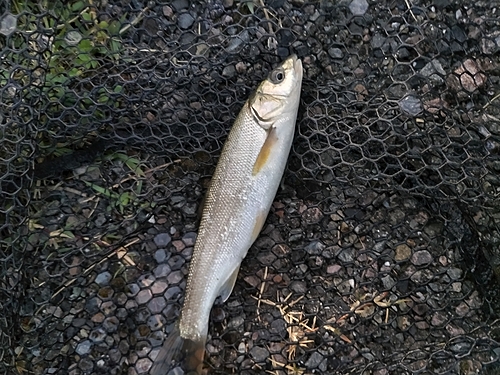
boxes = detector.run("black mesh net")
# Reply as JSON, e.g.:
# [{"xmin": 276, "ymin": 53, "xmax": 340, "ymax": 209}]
[{"xmin": 2, "ymin": 0, "xmax": 500, "ymax": 374}]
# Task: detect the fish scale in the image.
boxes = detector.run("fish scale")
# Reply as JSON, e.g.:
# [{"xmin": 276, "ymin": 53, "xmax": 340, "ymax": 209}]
[{"xmin": 150, "ymin": 54, "xmax": 303, "ymax": 375}]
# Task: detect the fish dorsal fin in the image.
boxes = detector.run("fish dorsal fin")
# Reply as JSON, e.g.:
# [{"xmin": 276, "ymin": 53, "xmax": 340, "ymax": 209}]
[
  {"xmin": 252, "ymin": 126, "xmax": 278, "ymax": 176},
  {"xmin": 218, "ymin": 265, "xmax": 241, "ymax": 302}
]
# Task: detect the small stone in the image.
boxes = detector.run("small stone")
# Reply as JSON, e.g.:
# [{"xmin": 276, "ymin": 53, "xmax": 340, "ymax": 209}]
[
  {"xmin": 327, "ymin": 264, "xmax": 341, "ymax": 274},
  {"xmin": 89, "ymin": 328, "xmax": 106, "ymax": 343},
  {"xmin": 154, "ymin": 264, "xmax": 172, "ymax": 278},
  {"xmin": 235, "ymin": 61, "xmax": 246, "ymax": 73},
  {"xmin": 290, "ymin": 280, "xmax": 307, "ymax": 294},
  {"xmin": 95, "ymin": 271, "xmax": 112, "ymax": 286},
  {"xmin": 167, "ymin": 270, "xmax": 184, "ymax": 285},
  {"xmin": 222, "ymin": 65, "xmax": 236, "ymax": 78},
  {"xmin": 178, "ymin": 12, "xmax": 195, "ymax": 29},
  {"xmin": 76, "ymin": 340, "xmax": 92, "ymax": 356},
  {"xmin": 126, "ymin": 283, "xmax": 140, "ymax": 297},
  {"xmin": 101, "ymin": 301, "xmax": 117, "ymax": 316},
  {"xmin": 431, "ymin": 312, "xmax": 447, "ymax": 326},
  {"xmin": 302, "ymin": 207, "xmax": 324, "ymax": 224},
  {"xmin": 223, "ymin": 0, "xmax": 234, "ymax": 7},
  {"xmin": 399, "ymin": 95, "xmax": 422, "ymax": 116},
  {"xmin": 154, "ymin": 249, "xmax": 167, "ymax": 263},
  {"xmin": 172, "ymin": 240, "xmax": 185, "ymax": 252},
  {"xmin": 91, "ymin": 312, "xmax": 105, "ymax": 323},
  {"xmin": 103, "ymin": 316, "xmax": 119, "ymax": 332},
  {"xmin": 305, "ymin": 240, "xmax": 325, "ymax": 255},
  {"xmin": 349, "ymin": 0, "xmax": 368, "ymax": 16},
  {"xmin": 447, "ymin": 267, "xmax": 462, "ymax": 280},
  {"xmin": 0, "ymin": 13, "xmax": 17, "ymax": 36},
  {"xmin": 136, "ymin": 289, "xmax": 153, "ymax": 305},
  {"xmin": 305, "ymin": 351, "xmax": 324, "ymax": 369},
  {"xmin": 151, "ymin": 280, "xmax": 168, "ymax": 294},
  {"xmin": 85, "ymin": 297, "xmax": 101, "ymax": 315},
  {"xmin": 395, "ymin": 244, "xmax": 411, "ymax": 261},
  {"xmin": 154, "ymin": 233, "xmax": 172, "ymax": 247},
  {"xmin": 166, "ymin": 255, "xmax": 184, "ymax": 271},
  {"xmin": 328, "ymin": 47, "xmax": 343, "ymax": 59},
  {"xmin": 182, "ymin": 232, "xmax": 197, "ymax": 247},
  {"xmin": 163, "ymin": 6, "xmax": 173, "ymax": 18},
  {"xmin": 148, "ymin": 297, "xmax": 167, "ymax": 314},
  {"xmin": 411, "ymin": 250, "xmax": 433, "ymax": 266},
  {"xmin": 249, "ymin": 346, "xmax": 269, "ymax": 362},
  {"xmin": 381, "ymin": 275, "xmax": 396, "ymax": 289},
  {"xmin": 171, "ymin": 0, "xmax": 189, "ymax": 11}
]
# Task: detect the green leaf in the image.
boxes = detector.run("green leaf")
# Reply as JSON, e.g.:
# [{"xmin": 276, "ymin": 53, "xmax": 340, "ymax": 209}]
[
  {"xmin": 78, "ymin": 39, "xmax": 93, "ymax": 52},
  {"xmin": 108, "ymin": 20, "xmax": 121, "ymax": 35},
  {"xmin": 81, "ymin": 12, "xmax": 92, "ymax": 22},
  {"xmin": 71, "ymin": 1, "xmax": 86, "ymax": 12},
  {"xmin": 98, "ymin": 20, "xmax": 109, "ymax": 29}
]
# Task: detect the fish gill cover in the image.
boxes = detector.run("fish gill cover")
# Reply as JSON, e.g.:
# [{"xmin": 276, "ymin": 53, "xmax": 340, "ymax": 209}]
[{"xmin": 1, "ymin": 0, "xmax": 500, "ymax": 374}]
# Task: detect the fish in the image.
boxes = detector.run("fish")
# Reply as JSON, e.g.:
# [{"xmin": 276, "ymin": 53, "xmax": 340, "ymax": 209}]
[{"xmin": 150, "ymin": 54, "xmax": 303, "ymax": 375}]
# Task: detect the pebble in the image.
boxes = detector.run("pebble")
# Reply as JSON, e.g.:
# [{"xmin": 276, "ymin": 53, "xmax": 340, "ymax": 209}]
[
  {"xmin": 222, "ymin": 65, "xmax": 236, "ymax": 78},
  {"xmin": 78, "ymin": 357, "xmax": 94, "ymax": 372},
  {"xmin": 126, "ymin": 283, "xmax": 140, "ymax": 297},
  {"xmin": 154, "ymin": 264, "xmax": 172, "ymax": 278},
  {"xmin": 411, "ymin": 250, "xmax": 433, "ymax": 266},
  {"xmin": 148, "ymin": 297, "xmax": 167, "ymax": 314},
  {"xmin": 172, "ymin": 240, "xmax": 186, "ymax": 251},
  {"xmin": 163, "ymin": 6, "xmax": 173, "ymax": 18},
  {"xmin": 447, "ymin": 267, "xmax": 462, "ymax": 280},
  {"xmin": 328, "ymin": 47, "xmax": 344, "ymax": 59},
  {"xmin": 151, "ymin": 280, "xmax": 168, "ymax": 294},
  {"xmin": 327, "ymin": 264, "xmax": 341, "ymax": 274},
  {"xmin": 305, "ymin": 351, "xmax": 324, "ymax": 369},
  {"xmin": 100, "ymin": 301, "xmax": 117, "ymax": 316},
  {"xmin": 305, "ymin": 240, "xmax": 325, "ymax": 255},
  {"xmin": 154, "ymin": 233, "xmax": 172, "ymax": 247},
  {"xmin": 182, "ymin": 232, "xmax": 197, "ymax": 246},
  {"xmin": 103, "ymin": 316, "xmax": 119, "ymax": 332},
  {"xmin": 249, "ymin": 346, "xmax": 269, "ymax": 362},
  {"xmin": 171, "ymin": 0, "xmax": 189, "ymax": 11},
  {"xmin": 136, "ymin": 289, "xmax": 153, "ymax": 305},
  {"xmin": 0, "ymin": 13, "xmax": 17, "ymax": 36},
  {"xmin": 167, "ymin": 270, "xmax": 184, "ymax": 285},
  {"xmin": 95, "ymin": 271, "xmax": 112, "ymax": 286},
  {"xmin": 381, "ymin": 275, "xmax": 396, "ymax": 289},
  {"xmin": 349, "ymin": 0, "xmax": 368, "ymax": 15},
  {"xmin": 89, "ymin": 327, "xmax": 106, "ymax": 343},
  {"xmin": 75, "ymin": 340, "xmax": 92, "ymax": 356},
  {"xmin": 167, "ymin": 255, "xmax": 184, "ymax": 271},
  {"xmin": 290, "ymin": 280, "xmax": 307, "ymax": 294},
  {"xmin": 394, "ymin": 244, "xmax": 411, "ymax": 261},
  {"xmin": 154, "ymin": 249, "xmax": 167, "ymax": 263},
  {"xmin": 235, "ymin": 61, "xmax": 246, "ymax": 74},
  {"xmin": 85, "ymin": 297, "xmax": 101, "ymax": 315},
  {"xmin": 399, "ymin": 95, "xmax": 422, "ymax": 116}
]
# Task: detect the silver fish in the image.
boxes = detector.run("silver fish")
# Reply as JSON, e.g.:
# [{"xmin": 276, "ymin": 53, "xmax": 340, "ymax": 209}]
[{"xmin": 150, "ymin": 54, "xmax": 303, "ymax": 374}]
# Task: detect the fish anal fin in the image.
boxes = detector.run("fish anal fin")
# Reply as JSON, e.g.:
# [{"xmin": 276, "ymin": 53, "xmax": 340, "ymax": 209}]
[
  {"xmin": 218, "ymin": 265, "xmax": 241, "ymax": 302},
  {"xmin": 252, "ymin": 127, "xmax": 278, "ymax": 176},
  {"xmin": 150, "ymin": 325, "xmax": 207, "ymax": 375}
]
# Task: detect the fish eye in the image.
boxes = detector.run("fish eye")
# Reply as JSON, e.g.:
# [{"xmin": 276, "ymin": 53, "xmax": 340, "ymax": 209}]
[{"xmin": 269, "ymin": 68, "xmax": 285, "ymax": 84}]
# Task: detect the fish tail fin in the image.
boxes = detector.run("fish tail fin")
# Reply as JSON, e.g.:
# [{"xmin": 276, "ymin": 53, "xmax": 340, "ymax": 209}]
[{"xmin": 150, "ymin": 325, "xmax": 206, "ymax": 375}]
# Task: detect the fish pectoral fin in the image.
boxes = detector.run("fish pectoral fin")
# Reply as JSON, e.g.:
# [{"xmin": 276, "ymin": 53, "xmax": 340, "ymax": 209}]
[
  {"xmin": 251, "ymin": 209, "xmax": 268, "ymax": 244},
  {"xmin": 218, "ymin": 265, "xmax": 241, "ymax": 302},
  {"xmin": 252, "ymin": 126, "xmax": 278, "ymax": 176}
]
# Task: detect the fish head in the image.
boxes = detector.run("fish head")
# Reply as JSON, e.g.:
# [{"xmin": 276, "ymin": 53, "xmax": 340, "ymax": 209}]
[{"xmin": 249, "ymin": 54, "xmax": 303, "ymax": 127}]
